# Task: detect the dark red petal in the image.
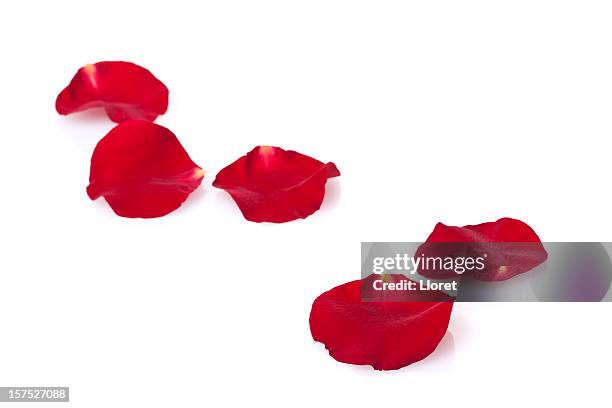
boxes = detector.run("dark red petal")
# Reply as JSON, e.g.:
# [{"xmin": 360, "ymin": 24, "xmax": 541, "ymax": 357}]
[
  {"xmin": 418, "ymin": 217, "xmax": 548, "ymax": 281},
  {"xmin": 310, "ymin": 275, "xmax": 453, "ymax": 371},
  {"xmin": 213, "ymin": 146, "xmax": 340, "ymax": 223},
  {"xmin": 56, "ymin": 61, "xmax": 168, "ymax": 123},
  {"xmin": 87, "ymin": 120, "xmax": 203, "ymax": 218}
]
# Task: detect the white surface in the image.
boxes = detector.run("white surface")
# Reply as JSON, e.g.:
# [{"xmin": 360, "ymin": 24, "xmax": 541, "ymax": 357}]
[{"xmin": 1, "ymin": 1, "xmax": 611, "ymax": 406}]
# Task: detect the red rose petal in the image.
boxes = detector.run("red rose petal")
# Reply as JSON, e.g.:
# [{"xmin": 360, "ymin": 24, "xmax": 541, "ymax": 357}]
[
  {"xmin": 213, "ymin": 146, "xmax": 340, "ymax": 223},
  {"xmin": 87, "ymin": 120, "xmax": 204, "ymax": 218},
  {"xmin": 418, "ymin": 217, "xmax": 548, "ymax": 281},
  {"xmin": 56, "ymin": 61, "xmax": 169, "ymax": 123},
  {"xmin": 310, "ymin": 275, "xmax": 454, "ymax": 370}
]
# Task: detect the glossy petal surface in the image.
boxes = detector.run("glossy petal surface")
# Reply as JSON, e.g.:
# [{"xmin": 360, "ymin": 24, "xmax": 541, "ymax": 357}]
[
  {"xmin": 310, "ymin": 275, "xmax": 453, "ymax": 370},
  {"xmin": 87, "ymin": 120, "xmax": 203, "ymax": 218},
  {"xmin": 213, "ymin": 146, "xmax": 340, "ymax": 223},
  {"xmin": 56, "ymin": 61, "xmax": 168, "ymax": 122},
  {"xmin": 418, "ymin": 217, "xmax": 548, "ymax": 281}
]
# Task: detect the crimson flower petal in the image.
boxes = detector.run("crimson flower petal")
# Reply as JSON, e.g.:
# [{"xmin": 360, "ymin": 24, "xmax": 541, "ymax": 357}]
[
  {"xmin": 213, "ymin": 146, "xmax": 340, "ymax": 223},
  {"xmin": 87, "ymin": 120, "xmax": 204, "ymax": 218},
  {"xmin": 310, "ymin": 275, "xmax": 453, "ymax": 371},
  {"xmin": 418, "ymin": 217, "xmax": 548, "ymax": 281},
  {"xmin": 56, "ymin": 61, "xmax": 169, "ymax": 123}
]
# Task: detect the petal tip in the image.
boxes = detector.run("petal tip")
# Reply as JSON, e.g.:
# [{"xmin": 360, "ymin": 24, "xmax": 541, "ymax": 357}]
[
  {"xmin": 326, "ymin": 162, "xmax": 341, "ymax": 178},
  {"xmin": 86, "ymin": 183, "xmax": 100, "ymax": 200}
]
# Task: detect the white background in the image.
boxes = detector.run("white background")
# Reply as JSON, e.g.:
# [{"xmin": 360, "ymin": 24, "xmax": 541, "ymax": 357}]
[{"xmin": 1, "ymin": 1, "xmax": 611, "ymax": 406}]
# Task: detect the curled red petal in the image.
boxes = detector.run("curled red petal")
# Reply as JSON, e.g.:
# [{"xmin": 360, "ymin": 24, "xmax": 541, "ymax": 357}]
[
  {"xmin": 56, "ymin": 61, "xmax": 169, "ymax": 123},
  {"xmin": 213, "ymin": 146, "xmax": 340, "ymax": 223},
  {"xmin": 310, "ymin": 275, "xmax": 453, "ymax": 371},
  {"xmin": 418, "ymin": 217, "xmax": 548, "ymax": 281},
  {"xmin": 87, "ymin": 120, "xmax": 204, "ymax": 218}
]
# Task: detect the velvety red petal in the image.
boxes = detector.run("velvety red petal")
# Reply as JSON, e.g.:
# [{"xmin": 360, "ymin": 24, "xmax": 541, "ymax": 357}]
[
  {"xmin": 310, "ymin": 275, "xmax": 454, "ymax": 371},
  {"xmin": 418, "ymin": 217, "xmax": 548, "ymax": 281},
  {"xmin": 87, "ymin": 120, "xmax": 204, "ymax": 218},
  {"xmin": 56, "ymin": 61, "xmax": 169, "ymax": 123},
  {"xmin": 213, "ymin": 146, "xmax": 340, "ymax": 223}
]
